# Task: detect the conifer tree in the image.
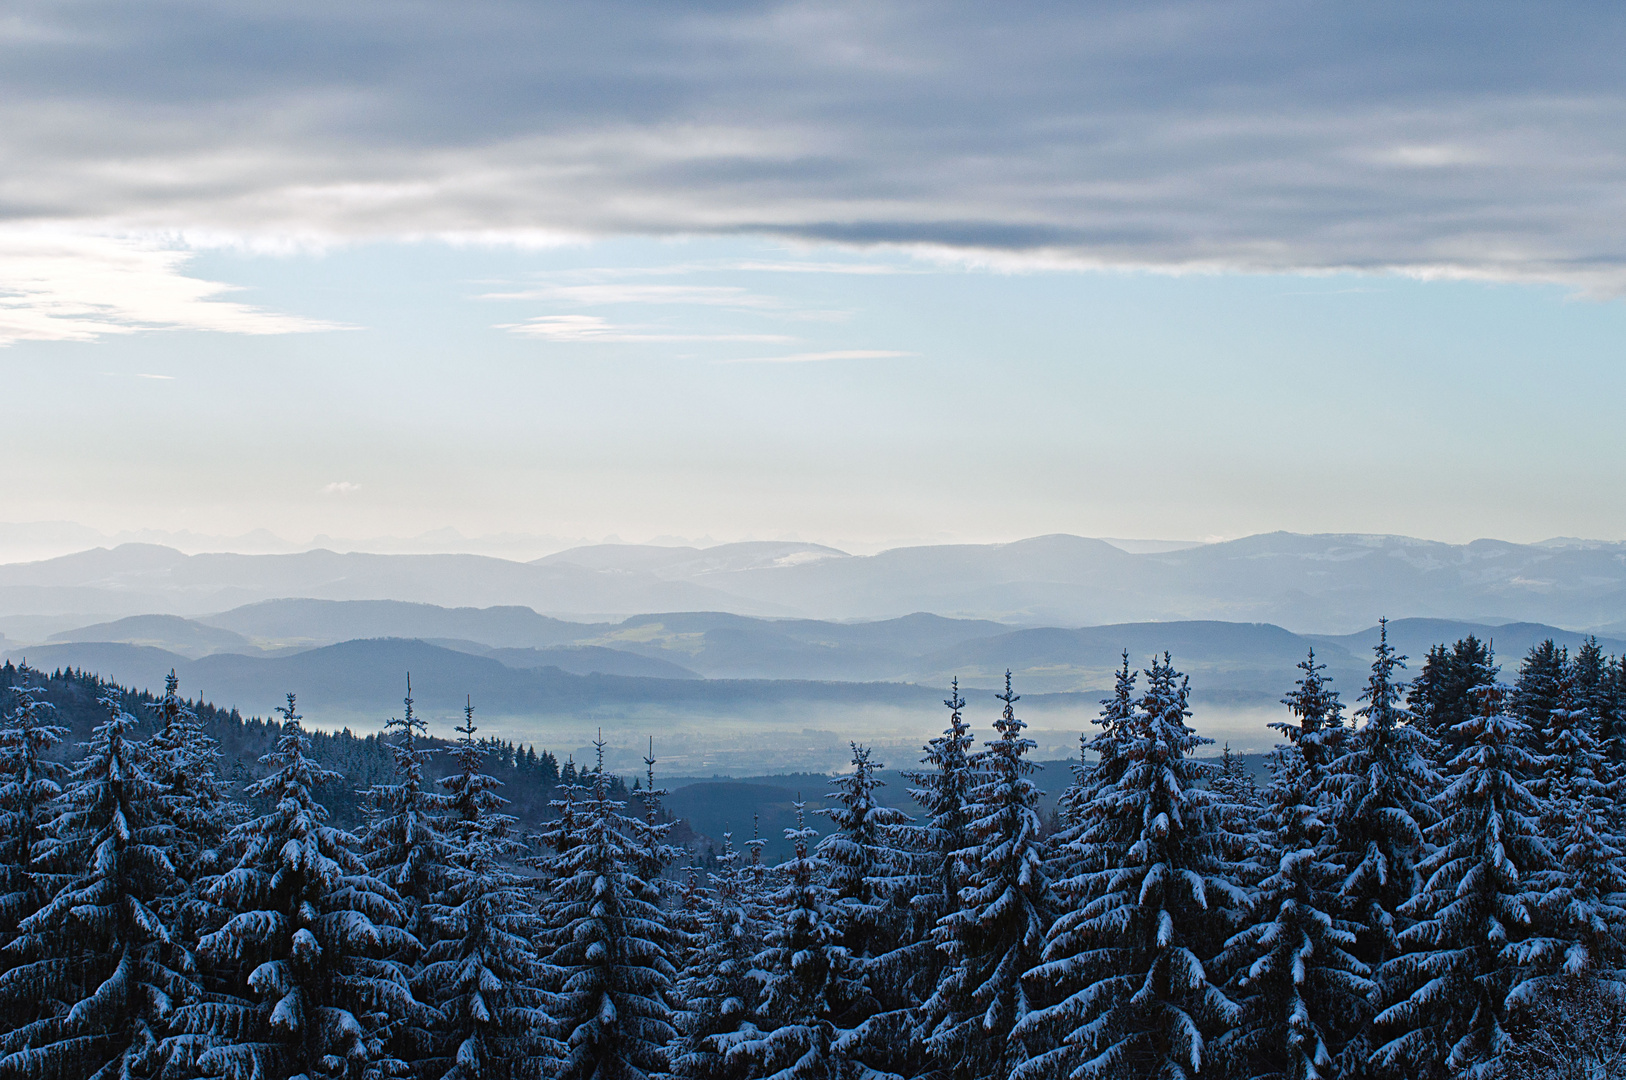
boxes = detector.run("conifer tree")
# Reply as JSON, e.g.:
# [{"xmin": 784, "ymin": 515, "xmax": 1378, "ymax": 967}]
[
  {"xmin": 1209, "ymin": 745, "xmax": 1262, "ymax": 841},
  {"xmin": 420, "ymin": 699, "xmax": 549, "ymax": 1080},
  {"xmin": 631, "ymin": 738, "xmax": 678, "ymax": 902},
  {"xmin": 1277, "ymin": 648, "xmax": 1346, "ymax": 780},
  {"xmin": 1512, "ymin": 640, "xmax": 1569, "ymax": 756},
  {"xmin": 0, "ymin": 664, "xmax": 68, "ymax": 966},
  {"xmin": 1006, "ymin": 660, "xmax": 1133, "ymax": 1080},
  {"xmin": 176, "ymin": 694, "xmax": 418, "ymax": 1080},
  {"xmin": 1409, "ymin": 635, "xmax": 1497, "ymax": 768},
  {"xmin": 733, "ymin": 800, "xmax": 863, "ymax": 1080},
  {"xmin": 147, "ymin": 669, "xmax": 233, "ymax": 860},
  {"xmin": 1056, "ymin": 654, "xmax": 1138, "ymax": 869},
  {"xmin": 1605, "ymin": 654, "xmax": 1626, "ymax": 766},
  {"xmin": 1322, "ymin": 618, "xmax": 1438, "ymax": 1034},
  {"xmin": 816, "ymin": 741, "xmax": 911, "ymax": 1070},
  {"xmin": 1032, "ymin": 655, "xmax": 1142, "ymax": 1004},
  {"xmin": 670, "ymin": 836, "xmax": 761, "ymax": 1080},
  {"xmin": 1015, "ymin": 654, "xmax": 1243, "ymax": 1080},
  {"xmin": 1525, "ymin": 670, "xmax": 1626, "ymax": 996},
  {"xmin": 1219, "ymin": 653, "xmax": 1368, "ymax": 1080},
  {"xmin": 740, "ymin": 815, "xmax": 772, "ymax": 945},
  {"xmin": 1048, "ymin": 655, "xmax": 1162, "ymax": 940},
  {"xmin": 819, "ymin": 744, "xmax": 910, "ymax": 961},
  {"xmin": 146, "ymin": 669, "xmax": 235, "ymax": 948},
  {"xmin": 0, "ymin": 691, "xmax": 191, "ymax": 1080},
  {"xmin": 1375, "ymin": 683, "xmax": 1550, "ymax": 1079},
  {"xmin": 537, "ymin": 738, "xmax": 677, "ymax": 1080},
  {"xmin": 926, "ymin": 672, "xmax": 1053, "ymax": 1080},
  {"xmin": 363, "ymin": 676, "xmax": 450, "ymax": 956},
  {"xmin": 882, "ymin": 680, "xmax": 979, "ymax": 1065},
  {"xmin": 536, "ymin": 766, "xmax": 583, "ymax": 867},
  {"xmin": 1572, "ymin": 638, "xmax": 1625, "ymax": 764}
]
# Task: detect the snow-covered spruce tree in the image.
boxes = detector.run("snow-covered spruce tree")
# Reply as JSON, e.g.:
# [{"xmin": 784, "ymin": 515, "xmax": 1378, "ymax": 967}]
[
  {"xmin": 730, "ymin": 800, "xmax": 864, "ymax": 1080},
  {"xmin": 1408, "ymin": 634, "xmax": 1497, "ymax": 771},
  {"xmin": 363, "ymin": 676, "xmax": 451, "ymax": 956},
  {"xmin": 146, "ymin": 669, "xmax": 236, "ymax": 949},
  {"xmin": 737, "ymin": 816, "xmax": 774, "ymax": 985},
  {"xmin": 820, "ymin": 743, "xmax": 911, "ymax": 962},
  {"xmin": 1604, "ymin": 653, "xmax": 1626, "ymax": 767},
  {"xmin": 536, "ymin": 738, "xmax": 677, "ymax": 1080},
  {"xmin": 925, "ymin": 672, "xmax": 1054, "ymax": 1080},
  {"xmin": 1321, "ymin": 618, "xmax": 1438, "ymax": 1078},
  {"xmin": 175, "ymin": 693, "xmax": 418, "ymax": 1080},
  {"xmin": 879, "ymin": 681, "xmax": 980, "ymax": 1069},
  {"xmin": 1014, "ymin": 654, "xmax": 1244, "ymax": 1080},
  {"xmin": 0, "ymin": 663, "xmax": 68, "ymax": 969},
  {"xmin": 669, "ymin": 836, "xmax": 762, "ymax": 1080},
  {"xmin": 1044, "ymin": 654, "xmax": 1140, "ymax": 908},
  {"xmin": 816, "ymin": 742, "xmax": 911, "ymax": 1071},
  {"xmin": 1055, "ymin": 654, "xmax": 1139, "ymax": 866},
  {"xmin": 441, "ymin": 698, "xmax": 517, "ymax": 849},
  {"xmin": 1218, "ymin": 652, "xmax": 1369, "ymax": 1080},
  {"xmin": 148, "ymin": 668, "xmax": 234, "ymax": 865},
  {"xmin": 1374, "ymin": 683, "xmax": 1551, "ymax": 1080},
  {"xmin": 1512, "ymin": 640, "xmax": 1569, "ymax": 758},
  {"xmin": 1004, "ymin": 658, "xmax": 1135, "ymax": 1080},
  {"xmin": 1571, "ymin": 637, "xmax": 1626, "ymax": 765},
  {"xmin": 532, "ymin": 762, "xmax": 584, "ymax": 889},
  {"xmin": 630, "ymin": 738, "xmax": 679, "ymax": 895},
  {"xmin": 1209, "ymin": 744, "xmax": 1261, "ymax": 842},
  {"xmin": 1278, "ymin": 648, "xmax": 1347, "ymax": 782},
  {"xmin": 1523, "ymin": 669, "xmax": 1626, "ymax": 999},
  {"xmin": 0, "ymin": 690, "xmax": 192, "ymax": 1080},
  {"xmin": 419, "ymin": 699, "xmax": 549, "ymax": 1080}
]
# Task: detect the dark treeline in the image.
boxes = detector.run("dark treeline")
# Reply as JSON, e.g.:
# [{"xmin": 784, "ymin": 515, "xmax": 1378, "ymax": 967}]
[
  {"xmin": 2, "ymin": 619, "xmax": 1626, "ymax": 1079},
  {"xmin": 0, "ymin": 662, "xmax": 591, "ymax": 829}
]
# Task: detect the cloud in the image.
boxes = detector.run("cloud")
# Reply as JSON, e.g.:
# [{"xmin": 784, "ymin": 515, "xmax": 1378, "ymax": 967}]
[
  {"xmin": 483, "ymin": 283, "xmax": 785, "ymax": 309},
  {"xmin": 720, "ymin": 260, "xmax": 913, "ymax": 276},
  {"xmin": 0, "ymin": 228, "xmax": 343, "ymax": 345},
  {"xmin": 322, "ymin": 481, "xmax": 361, "ymax": 494},
  {"xmin": 499, "ymin": 314, "xmax": 792, "ymax": 343},
  {"xmin": 719, "ymin": 349, "xmax": 914, "ymax": 364},
  {"xmin": 3, "ymin": 3, "xmax": 1626, "ymax": 289}
]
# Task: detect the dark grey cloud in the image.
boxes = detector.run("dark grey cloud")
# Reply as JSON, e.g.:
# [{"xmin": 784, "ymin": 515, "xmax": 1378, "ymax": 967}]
[{"xmin": 5, "ymin": 1, "xmax": 1626, "ymax": 287}]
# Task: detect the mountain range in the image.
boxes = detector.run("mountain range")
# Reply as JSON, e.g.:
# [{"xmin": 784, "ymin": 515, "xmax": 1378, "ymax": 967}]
[
  {"xmin": 1, "ymin": 532, "xmax": 1625, "ymax": 632},
  {"xmin": 2, "ymin": 530, "xmax": 1621, "ymax": 772},
  {"xmin": 10, "ymin": 603, "xmax": 1621, "ymax": 724}
]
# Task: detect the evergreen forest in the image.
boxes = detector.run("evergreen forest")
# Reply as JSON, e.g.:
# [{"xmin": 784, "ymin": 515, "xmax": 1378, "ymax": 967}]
[{"xmin": 3, "ymin": 618, "xmax": 1626, "ymax": 1080}]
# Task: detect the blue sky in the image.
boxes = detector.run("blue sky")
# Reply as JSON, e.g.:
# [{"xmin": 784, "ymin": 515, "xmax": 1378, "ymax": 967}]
[{"xmin": 2, "ymin": 2, "xmax": 1625, "ymax": 555}]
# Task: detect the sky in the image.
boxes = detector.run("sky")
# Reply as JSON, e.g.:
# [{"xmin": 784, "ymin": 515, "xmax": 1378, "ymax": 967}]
[{"xmin": 4, "ymin": 1, "xmax": 1626, "ymax": 558}]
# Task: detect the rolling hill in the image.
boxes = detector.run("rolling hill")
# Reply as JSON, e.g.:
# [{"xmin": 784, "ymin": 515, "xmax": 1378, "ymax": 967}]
[{"xmin": 3, "ymin": 532, "xmax": 1625, "ymax": 631}]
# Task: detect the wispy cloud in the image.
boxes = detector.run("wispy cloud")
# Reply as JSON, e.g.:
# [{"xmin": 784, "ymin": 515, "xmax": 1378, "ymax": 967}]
[
  {"xmin": 322, "ymin": 481, "xmax": 361, "ymax": 494},
  {"xmin": 499, "ymin": 314, "xmax": 792, "ymax": 343},
  {"xmin": 719, "ymin": 349, "xmax": 914, "ymax": 364},
  {"xmin": 483, "ymin": 284, "xmax": 785, "ymax": 308},
  {"xmin": 499, "ymin": 258, "xmax": 916, "ymax": 282},
  {"xmin": 715, "ymin": 260, "xmax": 914, "ymax": 276},
  {"xmin": 0, "ymin": 228, "xmax": 343, "ymax": 345}
]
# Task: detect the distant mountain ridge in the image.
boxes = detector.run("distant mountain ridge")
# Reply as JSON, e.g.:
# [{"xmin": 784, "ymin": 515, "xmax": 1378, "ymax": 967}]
[
  {"xmin": 2, "ymin": 637, "xmax": 944, "ymax": 728},
  {"xmin": 1, "ymin": 531, "xmax": 1624, "ymax": 633},
  {"xmin": 12, "ymin": 611, "xmax": 1624, "ymax": 723}
]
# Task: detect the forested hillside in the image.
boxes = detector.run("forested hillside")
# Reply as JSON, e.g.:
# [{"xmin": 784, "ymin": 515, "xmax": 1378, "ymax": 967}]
[
  {"xmin": 0, "ymin": 662, "xmax": 585, "ymax": 830},
  {"xmin": 3, "ymin": 624, "xmax": 1625, "ymax": 1078}
]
